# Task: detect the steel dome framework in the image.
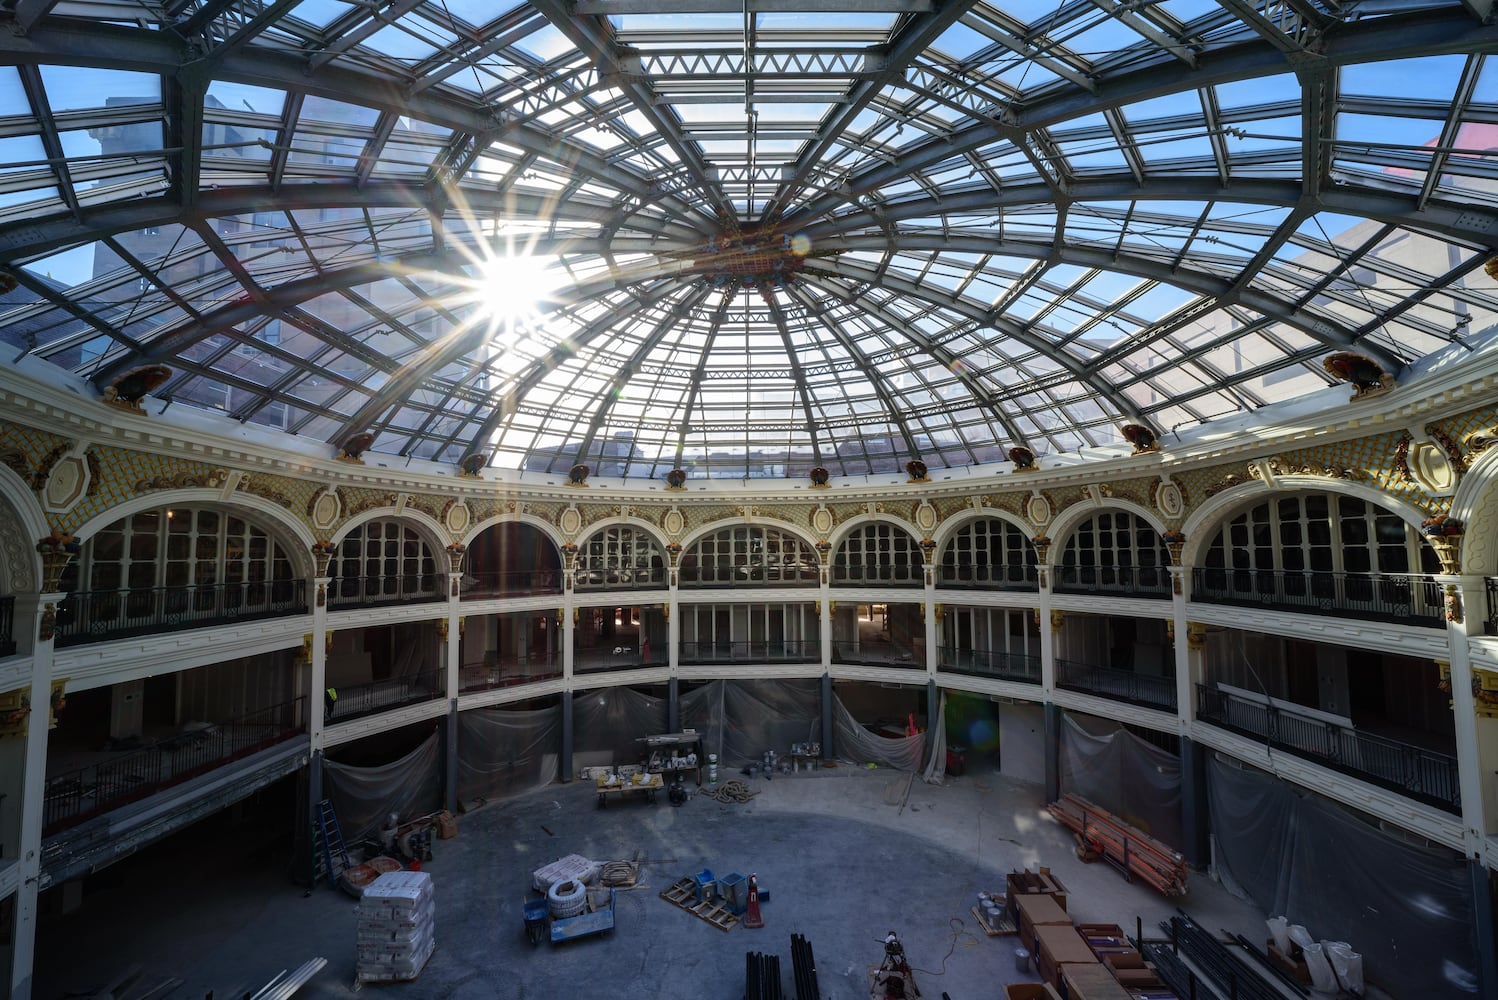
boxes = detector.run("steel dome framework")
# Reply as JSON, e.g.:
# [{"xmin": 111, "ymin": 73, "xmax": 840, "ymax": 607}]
[{"xmin": 1, "ymin": 0, "xmax": 1497, "ymax": 479}]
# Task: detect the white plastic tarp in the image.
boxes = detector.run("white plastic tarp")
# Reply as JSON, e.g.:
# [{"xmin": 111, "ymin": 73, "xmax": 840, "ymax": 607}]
[
  {"xmin": 456, "ymin": 703, "xmax": 560, "ymax": 804},
  {"xmin": 831, "ymin": 695, "xmax": 925, "ymax": 771},
  {"xmin": 679, "ymin": 679, "xmax": 820, "ymax": 766},
  {"xmin": 572, "ymin": 684, "xmax": 667, "ymax": 763},
  {"xmin": 922, "ymin": 693, "xmax": 947, "ymax": 784},
  {"xmin": 1208, "ymin": 755, "xmax": 1477, "ymax": 998},
  {"xmin": 1060, "ymin": 714, "xmax": 1182, "ymax": 849},
  {"xmin": 324, "ymin": 731, "xmax": 442, "ymax": 843}
]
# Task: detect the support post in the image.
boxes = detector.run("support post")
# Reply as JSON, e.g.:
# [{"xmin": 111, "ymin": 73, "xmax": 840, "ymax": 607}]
[
  {"xmin": 821, "ymin": 672, "xmax": 834, "ymax": 761},
  {"xmin": 1043, "ymin": 701, "xmax": 1061, "ymax": 805},
  {"xmin": 560, "ymin": 688, "xmax": 574, "ymax": 784},
  {"xmin": 445, "ymin": 702, "xmax": 458, "ymax": 812},
  {"xmin": 668, "ymin": 676, "xmax": 680, "ymax": 733},
  {"xmin": 1178, "ymin": 734, "xmax": 1211, "ymax": 868}
]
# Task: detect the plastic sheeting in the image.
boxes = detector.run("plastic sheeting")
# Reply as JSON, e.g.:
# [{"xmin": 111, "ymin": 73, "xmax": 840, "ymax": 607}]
[
  {"xmin": 1060, "ymin": 714, "xmax": 1182, "ymax": 849},
  {"xmin": 679, "ymin": 679, "xmax": 820, "ymax": 766},
  {"xmin": 923, "ymin": 693, "xmax": 948, "ymax": 784},
  {"xmin": 572, "ymin": 685, "xmax": 667, "ymax": 765},
  {"xmin": 457, "ymin": 704, "xmax": 561, "ymax": 805},
  {"xmin": 832, "ymin": 695, "xmax": 925, "ymax": 771},
  {"xmin": 1208, "ymin": 755, "xmax": 1478, "ymax": 998},
  {"xmin": 324, "ymin": 731, "xmax": 442, "ymax": 843}
]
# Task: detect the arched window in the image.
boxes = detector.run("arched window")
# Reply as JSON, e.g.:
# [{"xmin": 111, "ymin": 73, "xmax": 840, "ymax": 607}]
[
  {"xmin": 831, "ymin": 523, "xmax": 922, "ymax": 586},
  {"xmin": 57, "ymin": 505, "xmax": 302, "ymax": 643},
  {"xmin": 576, "ymin": 526, "xmax": 667, "ymax": 590},
  {"xmin": 679, "ymin": 525, "xmax": 820, "ymax": 587},
  {"xmin": 938, "ymin": 518, "xmax": 1038, "ymax": 590},
  {"xmin": 1056, "ymin": 511, "xmax": 1170, "ymax": 595},
  {"xmin": 330, "ymin": 519, "xmax": 440, "ymax": 606},
  {"xmin": 1198, "ymin": 493, "xmax": 1442, "ymax": 622}
]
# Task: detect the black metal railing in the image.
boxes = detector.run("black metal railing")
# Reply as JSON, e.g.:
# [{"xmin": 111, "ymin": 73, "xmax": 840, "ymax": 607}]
[
  {"xmin": 42, "ymin": 696, "xmax": 306, "ymax": 834},
  {"xmin": 54, "ymin": 581, "xmax": 306, "ymax": 647},
  {"xmin": 677, "ymin": 565, "xmax": 821, "ymax": 588},
  {"xmin": 1486, "ymin": 578, "xmax": 1498, "ymax": 636},
  {"xmin": 574, "ymin": 642, "xmax": 671, "ymax": 673},
  {"xmin": 0, "ymin": 594, "xmax": 15, "ymax": 657},
  {"xmin": 462, "ymin": 569, "xmax": 563, "ymax": 597},
  {"xmin": 936, "ymin": 646, "xmax": 1041, "ymax": 684},
  {"xmin": 328, "ymin": 574, "xmax": 444, "ymax": 609},
  {"xmin": 829, "ymin": 568, "xmax": 924, "ymax": 588},
  {"xmin": 1191, "ymin": 568, "xmax": 1443, "ymax": 627},
  {"xmin": 458, "ymin": 662, "xmax": 561, "ymax": 693},
  {"xmin": 1056, "ymin": 659, "xmax": 1178, "ymax": 711},
  {"xmin": 574, "ymin": 566, "xmax": 668, "ymax": 590},
  {"xmin": 831, "ymin": 641, "xmax": 926, "ymax": 668},
  {"xmin": 935, "ymin": 565, "xmax": 1039, "ymax": 591},
  {"xmin": 1196, "ymin": 684, "xmax": 1461, "ymax": 812},
  {"xmin": 1053, "ymin": 564, "xmax": 1172, "ymax": 596},
  {"xmin": 326, "ymin": 668, "xmax": 443, "ymax": 723},
  {"xmin": 679, "ymin": 640, "xmax": 822, "ymax": 665}
]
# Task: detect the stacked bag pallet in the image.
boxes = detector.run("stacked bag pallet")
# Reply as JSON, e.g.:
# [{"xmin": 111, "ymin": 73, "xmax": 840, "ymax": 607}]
[{"xmin": 356, "ymin": 871, "xmax": 435, "ymax": 985}]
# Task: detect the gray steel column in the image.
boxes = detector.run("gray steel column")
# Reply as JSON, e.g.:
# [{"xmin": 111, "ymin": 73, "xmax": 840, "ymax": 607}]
[
  {"xmin": 927, "ymin": 678, "xmax": 939, "ymax": 761},
  {"xmin": 1178, "ymin": 734, "xmax": 1211, "ymax": 868},
  {"xmin": 445, "ymin": 702, "xmax": 458, "ymax": 812},
  {"xmin": 821, "ymin": 672, "xmax": 833, "ymax": 761},
  {"xmin": 1043, "ymin": 702, "xmax": 1061, "ymax": 804},
  {"xmin": 561, "ymin": 688, "xmax": 574, "ymax": 783},
  {"xmin": 1473, "ymin": 861, "xmax": 1498, "ymax": 1000},
  {"xmin": 310, "ymin": 747, "xmax": 323, "ymax": 809},
  {"xmin": 668, "ymin": 676, "xmax": 680, "ymax": 733}
]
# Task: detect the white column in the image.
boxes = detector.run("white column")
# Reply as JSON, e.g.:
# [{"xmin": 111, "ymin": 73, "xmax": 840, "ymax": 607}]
[
  {"xmin": 1171, "ymin": 565, "xmax": 1194, "ymax": 725},
  {"xmin": 10, "ymin": 591, "xmax": 63, "ymax": 1000},
  {"xmin": 309, "ymin": 576, "xmax": 330, "ymax": 741},
  {"xmin": 1038, "ymin": 551, "xmax": 1056, "ymax": 697},
  {"xmin": 1446, "ymin": 575, "xmax": 1492, "ymax": 864},
  {"xmin": 443, "ymin": 575, "xmax": 461, "ymax": 700}
]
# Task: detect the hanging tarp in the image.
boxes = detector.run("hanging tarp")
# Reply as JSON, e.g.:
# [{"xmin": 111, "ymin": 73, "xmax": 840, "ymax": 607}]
[
  {"xmin": 1060, "ymin": 713, "xmax": 1182, "ymax": 849},
  {"xmin": 922, "ymin": 693, "xmax": 948, "ymax": 784},
  {"xmin": 1208, "ymin": 756, "xmax": 1478, "ymax": 999},
  {"xmin": 456, "ymin": 703, "xmax": 561, "ymax": 804},
  {"xmin": 831, "ymin": 695, "xmax": 925, "ymax": 771},
  {"xmin": 679, "ymin": 679, "xmax": 821, "ymax": 767},
  {"xmin": 572, "ymin": 684, "xmax": 667, "ymax": 765},
  {"xmin": 324, "ymin": 731, "xmax": 442, "ymax": 843}
]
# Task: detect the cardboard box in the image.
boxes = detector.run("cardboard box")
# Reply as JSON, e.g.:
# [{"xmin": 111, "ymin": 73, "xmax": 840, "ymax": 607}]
[
  {"xmin": 1033, "ymin": 924, "xmax": 1100, "ymax": 989},
  {"xmin": 1267, "ymin": 941, "xmax": 1312, "ymax": 984},
  {"xmin": 435, "ymin": 811, "xmax": 457, "ymax": 839},
  {"xmin": 1006, "ymin": 985, "xmax": 1063, "ymax": 1000},
  {"xmin": 1062, "ymin": 964, "xmax": 1134, "ymax": 1000},
  {"xmin": 1015, "ymin": 892, "xmax": 1072, "ymax": 948},
  {"xmin": 1008, "ymin": 869, "xmax": 1069, "ymax": 917}
]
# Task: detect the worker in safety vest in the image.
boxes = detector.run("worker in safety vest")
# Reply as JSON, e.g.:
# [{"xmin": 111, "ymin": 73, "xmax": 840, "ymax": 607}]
[{"xmin": 324, "ymin": 686, "xmax": 337, "ymax": 719}]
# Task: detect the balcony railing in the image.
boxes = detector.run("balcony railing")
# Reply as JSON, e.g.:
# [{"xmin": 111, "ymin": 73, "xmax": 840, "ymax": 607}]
[
  {"xmin": 462, "ymin": 569, "xmax": 563, "ymax": 597},
  {"xmin": 832, "ymin": 640, "xmax": 926, "ymax": 668},
  {"xmin": 935, "ymin": 565, "xmax": 1039, "ymax": 591},
  {"xmin": 1485, "ymin": 578, "xmax": 1498, "ymax": 636},
  {"xmin": 0, "ymin": 594, "xmax": 15, "ymax": 657},
  {"xmin": 1056, "ymin": 659, "xmax": 1178, "ymax": 711},
  {"xmin": 459, "ymin": 660, "xmax": 561, "ymax": 693},
  {"xmin": 327, "ymin": 668, "xmax": 443, "ymax": 723},
  {"xmin": 677, "ymin": 564, "xmax": 821, "ymax": 588},
  {"xmin": 829, "ymin": 568, "xmax": 925, "ymax": 589},
  {"xmin": 574, "ymin": 642, "xmax": 670, "ymax": 673},
  {"xmin": 937, "ymin": 646, "xmax": 1041, "ymax": 684},
  {"xmin": 43, "ymin": 697, "xmax": 306, "ymax": 834},
  {"xmin": 328, "ymin": 574, "xmax": 444, "ymax": 609},
  {"xmin": 574, "ymin": 566, "xmax": 668, "ymax": 591},
  {"xmin": 679, "ymin": 640, "xmax": 822, "ymax": 665},
  {"xmin": 1053, "ymin": 564, "xmax": 1171, "ymax": 596},
  {"xmin": 55, "ymin": 581, "xmax": 306, "ymax": 647},
  {"xmin": 1197, "ymin": 684, "xmax": 1460, "ymax": 812},
  {"xmin": 1192, "ymin": 568, "xmax": 1443, "ymax": 626}
]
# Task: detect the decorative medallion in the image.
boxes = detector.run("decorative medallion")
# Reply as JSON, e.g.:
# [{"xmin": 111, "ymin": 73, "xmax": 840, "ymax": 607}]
[
  {"xmin": 664, "ymin": 508, "xmax": 686, "ymax": 537},
  {"xmin": 1155, "ymin": 481, "xmax": 1184, "ymax": 518},
  {"xmin": 1407, "ymin": 441, "xmax": 1457, "ymax": 495},
  {"xmin": 812, "ymin": 505, "xmax": 834, "ymax": 534},
  {"xmin": 444, "ymin": 499, "xmax": 471, "ymax": 535},
  {"xmin": 42, "ymin": 454, "xmax": 89, "ymax": 512},
  {"xmin": 559, "ymin": 505, "xmax": 582, "ymax": 536},
  {"xmin": 1026, "ymin": 494, "xmax": 1051, "ymax": 526},
  {"xmin": 914, "ymin": 501, "xmax": 937, "ymax": 533},
  {"xmin": 308, "ymin": 487, "xmax": 342, "ymax": 531}
]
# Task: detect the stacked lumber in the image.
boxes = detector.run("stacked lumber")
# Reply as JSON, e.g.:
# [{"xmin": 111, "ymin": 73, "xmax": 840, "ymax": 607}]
[{"xmin": 1046, "ymin": 794, "xmax": 1187, "ymax": 897}]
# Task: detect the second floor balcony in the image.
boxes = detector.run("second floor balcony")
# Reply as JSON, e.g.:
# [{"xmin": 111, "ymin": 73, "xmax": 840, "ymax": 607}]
[
  {"xmin": 1053, "ymin": 565, "xmax": 1171, "ymax": 597},
  {"xmin": 327, "ymin": 667, "xmax": 443, "ymax": 723},
  {"xmin": 679, "ymin": 639, "xmax": 821, "ymax": 665},
  {"xmin": 1192, "ymin": 568, "xmax": 1443, "ymax": 627},
  {"xmin": 1197, "ymin": 683, "xmax": 1460, "ymax": 812},
  {"xmin": 55, "ymin": 581, "xmax": 306, "ymax": 647},
  {"xmin": 1056, "ymin": 659, "xmax": 1178, "ymax": 711},
  {"xmin": 937, "ymin": 646, "xmax": 1041, "ymax": 684}
]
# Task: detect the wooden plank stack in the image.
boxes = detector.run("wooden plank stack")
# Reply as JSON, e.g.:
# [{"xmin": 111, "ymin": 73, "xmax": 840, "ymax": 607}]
[{"xmin": 1046, "ymin": 794, "xmax": 1188, "ymax": 897}]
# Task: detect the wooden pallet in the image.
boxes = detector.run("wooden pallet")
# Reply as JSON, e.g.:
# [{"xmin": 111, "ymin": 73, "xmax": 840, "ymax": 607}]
[
  {"xmin": 660, "ymin": 876, "xmax": 740, "ymax": 932},
  {"xmin": 970, "ymin": 904, "xmax": 1018, "ymax": 937}
]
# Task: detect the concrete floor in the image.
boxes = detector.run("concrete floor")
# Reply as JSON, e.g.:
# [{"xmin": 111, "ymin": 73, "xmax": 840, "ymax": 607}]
[{"xmin": 33, "ymin": 765, "xmax": 1276, "ymax": 1000}]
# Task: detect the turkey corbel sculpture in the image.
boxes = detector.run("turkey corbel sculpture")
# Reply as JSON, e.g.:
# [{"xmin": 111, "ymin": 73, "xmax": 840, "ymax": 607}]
[
  {"xmin": 336, "ymin": 431, "xmax": 376, "ymax": 463},
  {"xmin": 905, "ymin": 459, "xmax": 929, "ymax": 483},
  {"xmin": 458, "ymin": 452, "xmax": 487, "ymax": 478},
  {"xmin": 1121, "ymin": 423, "xmax": 1161, "ymax": 454},
  {"xmin": 1008, "ymin": 446, "xmax": 1037, "ymax": 472},
  {"xmin": 101, "ymin": 365, "xmax": 172, "ymax": 412},
  {"xmin": 808, "ymin": 466, "xmax": 831, "ymax": 488},
  {"xmin": 568, "ymin": 464, "xmax": 590, "ymax": 486},
  {"xmin": 1323, "ymin": 352, "xmax": 1395, "ymax": 401}
]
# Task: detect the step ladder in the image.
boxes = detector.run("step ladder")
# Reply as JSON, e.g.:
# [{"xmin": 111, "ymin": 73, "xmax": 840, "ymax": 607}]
[
  {"xmin": 660, "ymin": 876, "xmax": 739, "ymax": 932},
  {"xmin": 312, "ymin": 799, "xmax": 350, "ymax": 889}
]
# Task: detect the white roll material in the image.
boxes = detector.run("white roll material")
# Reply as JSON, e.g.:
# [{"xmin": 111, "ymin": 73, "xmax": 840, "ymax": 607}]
[{"xmin": 548, "ymin": 878, "xmax": 587, "ymax": 918}]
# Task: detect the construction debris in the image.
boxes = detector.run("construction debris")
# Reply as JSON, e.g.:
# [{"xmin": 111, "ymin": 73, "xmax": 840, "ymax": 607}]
[
  {"xmin": 705, "ymin": 779, "xmax": 757, "ymax": 803},
  {"xmin": 1046, "ymin": 794, "xmax": 1187, "ymax": 897}
]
